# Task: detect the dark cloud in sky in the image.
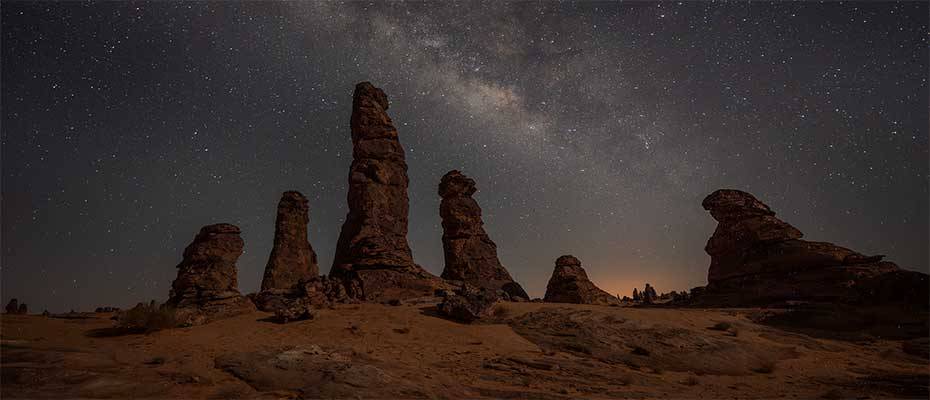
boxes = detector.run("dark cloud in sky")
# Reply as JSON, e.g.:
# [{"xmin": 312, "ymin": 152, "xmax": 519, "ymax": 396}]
[{"xmin": 2, "ymin": 1, "xmax": 927, "ymax": 312}]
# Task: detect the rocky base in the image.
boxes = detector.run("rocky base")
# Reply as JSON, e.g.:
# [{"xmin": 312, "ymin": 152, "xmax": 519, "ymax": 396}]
[
  {"xmin": 436, "ymin": 284, "xmax": 503, "ymax": 323},
  {"xmin": 173, "ymin": 295, "xmax": 256, "ymax": 327}
]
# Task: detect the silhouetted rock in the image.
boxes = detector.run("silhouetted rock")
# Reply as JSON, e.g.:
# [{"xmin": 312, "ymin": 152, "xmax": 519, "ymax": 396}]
[
  {"xmin": 6, "ymin": 298, "xmax": 19, "ymax": 314},
  {"xmin": 642, "ymin": 283, "xmax": 657, "ymax": 304},
  {"xmin": 261, "ymin": 191, "xmax": 319, "ymax": 292},
  {"xmin": 543, "ymin": 255, "xmax": 620, "ymax": 305},
  {"xmin": 17, "ymin": 303, "xmax": 27, "ymax": 315},
  {"xmin": 632, "ymin": 288, "xmax": 640, "ymax": 302},
  {"xmin": 699, "ymin": 189, "xmax": 929, "ymax": 307},
  {"xmin": 167, "ymin": 223, "xmax": 255, "ymax": 325},
  {"xmin": 330, "ymin": 82, "xmax": 445, "ymax": 301},
  {"xmin": 94, "ymin": 306, "xmax": 120, "ymax": 313},
  {"xmin": 437, "ymin": 284, "xmax": 502, "ymax": 323},
  {"xmin": 438, "ymin": 170, "xmax": 528, "ymax": 300}
]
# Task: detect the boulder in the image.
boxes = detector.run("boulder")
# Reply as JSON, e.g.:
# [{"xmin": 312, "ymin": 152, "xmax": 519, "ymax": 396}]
[
  {"xmin": 438, "ymin": 170, "xmax": 528, "ymax": 300},
  {"xmin": 167, "ymin": 223, "xmax": 255, "ymax": 325},
  {"xmin": 251, "ymin": 275, "xmax": 354, "ymax": 315},
  {"xmin": 543, "ymin": 255, "xmax": 620, "ymax": 305},
  {"xmin": 330, "ymin": 82, "xmax": 446, "ymax": 301},
  {"xmin": 261, "ymin": 191, "xmax": 319, "ymax": 292},
  {"xmin": 699, "ymin": 189, "xmax": 929, "ymax": 308},
  {"xmin": 437, "ymin": 284, "xmax": 502, "ymax": 323}
]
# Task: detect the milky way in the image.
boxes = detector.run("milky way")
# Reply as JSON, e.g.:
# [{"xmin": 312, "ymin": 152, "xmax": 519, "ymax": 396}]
[{"xmin": 2, "ymin": 2, "xmax": 927, "ymax": 312}]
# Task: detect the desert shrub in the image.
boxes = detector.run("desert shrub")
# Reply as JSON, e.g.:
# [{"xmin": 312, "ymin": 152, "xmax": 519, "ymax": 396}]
[
  {"xmin": 631, "ymin": 346, "xmax": 651, "ymax": 356},
  {"xmin": 752, "ymin": 359, "xmax": 777, "ymax": 374},
  {"xmin": 682, "ymin": 375, "xmax": 699, "ymax": 386},
  {"xmin": 492, "ymin": 303, "xmax": 510, "ymax": 318},
  {"xmin": 709, "ymin": 321, "xmax": 732, "ymax": 331},
  {"xmin": 117, "ymin": 303, "xmax": 180, "ymax": 333}
]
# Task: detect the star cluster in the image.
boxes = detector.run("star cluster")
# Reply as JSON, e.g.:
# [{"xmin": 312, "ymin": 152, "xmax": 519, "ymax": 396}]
[{"xmin": 2, "ymin": 1, "xmax": 927, "ymax": 312}]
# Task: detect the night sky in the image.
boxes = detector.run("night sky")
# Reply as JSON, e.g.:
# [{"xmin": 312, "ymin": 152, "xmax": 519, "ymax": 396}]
[{"xmin": 2, "ymin": 2, "xmax": 927, "ymax": 313}]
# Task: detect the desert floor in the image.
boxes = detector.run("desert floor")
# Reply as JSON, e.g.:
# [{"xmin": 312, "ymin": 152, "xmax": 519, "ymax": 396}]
[{"xmin": 2, "ymin": 302, "xmax": 928, "ymax": 399}]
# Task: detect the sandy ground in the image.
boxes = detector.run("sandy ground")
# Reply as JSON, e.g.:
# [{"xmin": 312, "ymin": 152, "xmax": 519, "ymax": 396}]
[{"xmin": 2, "ymin": 302, "xmax": 927, "ymax": 399}]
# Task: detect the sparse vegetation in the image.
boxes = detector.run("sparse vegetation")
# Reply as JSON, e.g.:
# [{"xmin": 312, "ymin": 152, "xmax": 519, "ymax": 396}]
[
  {"xmin": 682, "ymin": 376, "xmax": 699, "ymax": 386},
  {"xmin": 116, "ymin": 302, "xmax": 180, "ymax": 333},
  {"xmin": 709, "ymin": 321, "xmax": 732, "ymax": 331},
  {"xmin": 492, "ymin": 303, "xmax": 510, "ymax": 318},
  {"xmin": 144, "ymin": 356, "xmax": 166, "ymax": 365},
  {"xmin": 752, "ymin": 359, "xmax": 777, "ymax": 374}
]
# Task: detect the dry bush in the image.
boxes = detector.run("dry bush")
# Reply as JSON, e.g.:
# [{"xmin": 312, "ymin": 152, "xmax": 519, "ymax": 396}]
[
  {"xmin": 117, "ymin": 303, "xmax": 180, "ymax": 333},
  {"xmin": 492, "ymin": 303, "xmax": 510, "ymax": 318},
  {"xmin": 709, "ymin": 321, "xmax": 732, "ymax": 331},
  {"xmin": 752, "ymin": 359, "xmax": 777, "ymax": 374}
]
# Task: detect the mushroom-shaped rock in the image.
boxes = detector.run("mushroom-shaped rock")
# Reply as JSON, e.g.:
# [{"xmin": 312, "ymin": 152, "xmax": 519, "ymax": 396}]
[
  {"xmin": 699, "ymin": 189, "xmax": 928, "ymax": 308},
  {"xmin": 167, "ymin": 223, "xmax": 255, "ymax": 325},
  {"xmin": 260, "ymin": 191, "xmax": 319, "ymax": 292},
  {"xmin": 439, "ymin": 170, "xmax": 528, "ymax": 300},
  {"xmin": 544, "ymin": 256, "xmax": 619, "ymax": 305}
]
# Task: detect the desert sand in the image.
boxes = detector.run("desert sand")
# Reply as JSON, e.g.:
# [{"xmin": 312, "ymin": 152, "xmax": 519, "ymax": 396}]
[{"xmin": 2, "ymin": 302, "xmax": 927, "ymax": 399}]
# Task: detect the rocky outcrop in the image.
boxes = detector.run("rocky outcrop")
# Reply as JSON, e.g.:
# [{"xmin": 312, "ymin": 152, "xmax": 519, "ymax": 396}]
[
  {"xmin": 642, "ymin": 283, "xmax": 657, "ymax": 304},
  {"xmin": 438, "ymin": 170, "xmax": 528, "ymax": 300},
  {"xmin": 699, "ymin": 189, "xmax": 928, "ymax": 307},
  {"xmin": 260, "ymin": 191, "xmax": 319, "ymax": 292},
  {"xmin": 330, "ymin": 82, "xmax": 445, "ymax": 301},
  {"xmin": 250, "ymin": 275, "xmax": 354, "ymax": 317},
  {"xmin": 543, "ymin": 255, "xmax": 620, "ymax": 305},
  {"xmin": 167, "ymin": 223, "xmax": 255, "ymax": 325},
  {"xmin": 437, "ymin": 284, "xmax": 503, "ymax": 323},
  {"xmin": 6, "ymin": 298, "xmax": 19, "ymax": 314},
  {"xmin": 17, "ymin": 303, "xmax": 27, "ymax": 315}
]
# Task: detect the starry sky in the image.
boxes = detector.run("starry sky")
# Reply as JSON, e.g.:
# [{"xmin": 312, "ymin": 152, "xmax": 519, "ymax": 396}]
[{"xmin": 2, "ymin": 1, "xmax": 927, "ymax": 312}]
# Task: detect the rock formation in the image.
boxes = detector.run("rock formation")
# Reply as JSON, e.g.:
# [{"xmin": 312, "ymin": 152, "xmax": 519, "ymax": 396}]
[
  {"xmin": 699, "ymin": 189, "xmax": 929, "ymax": 307},
  {"xmin": 330, "ymin": 82, "xmax": 445, "ymax": 301},
  {"xmin": 437, "ymin": 284, "xmax": 503, "ymax": 323},
  {"xmin": 260, "ymin": 191, "xmax": 319, "ymax": 292},
  {"xmin": 544, "ymin": 255, "xmax": 620, "ymax": 305},
  {"xmin": 17, "ymin": 303, "xmax": 27, "ymax": 315},
  {"xmin": 167, "ymin": 223, "xmax": 255, "ymax": 324},
  {"xmin": 6, "ymin": 298, "xmax": 19, "ymax": 314},
  {"xmin": 438, "ymin": 170, "xmax": 528, "ymax": 300},
  {"xmin": 642, "ymin": 283, "xmax": 657, "ymax": 304},
  {"xmin": 632, "ymin": 288, "xmax": 640, "ymax": 302}
]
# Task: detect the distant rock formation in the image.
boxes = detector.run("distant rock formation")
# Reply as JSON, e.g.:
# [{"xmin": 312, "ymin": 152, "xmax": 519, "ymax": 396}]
[
  {"xmin": 632, "ymin": 288, "xmax": 640, "ymax": 302},
  {"xmin": 17, "ymin": 303, "xmax": 27, "ymax": 315},
  {"xmin": 6, "ymin": 298, "xmax": 19, "ymax": 314},
  {"xmin": 438, "ymin": 170, "xmax": 528, "ymax": 301},
  {"xmin": 260, "ymin": 191, "xmax": 319, "ymax": 292},
  {"xmin": 642, "ymin": 283, "xmax": 657, "ymax": 304},
  {"xmin": 167, "ymin": 223, "xmax": 255, "ymax": 325},
  {"xmin": 698, "ymin": 189, "xmax": 928, "ymax": 307},
  {"xmin": 544, "ymin": 255, "xmax": 620, "ymax": 305},
  {"xmin": 94, "ymin": 306, "xmax": 120, "ymax": 313},
  {"xmin": 330, "ymin": 82, "xmax": 445, "ymax": 301}
]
